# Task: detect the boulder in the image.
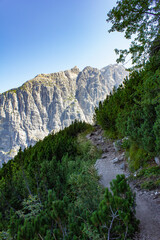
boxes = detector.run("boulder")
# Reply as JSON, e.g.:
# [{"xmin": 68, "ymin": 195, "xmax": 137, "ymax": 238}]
[{"xmin": 154, "ymin": 157, "xmax": 160, "ymax": 165}]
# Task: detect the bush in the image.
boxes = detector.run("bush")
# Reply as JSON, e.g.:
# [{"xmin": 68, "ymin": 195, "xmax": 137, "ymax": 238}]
[
  {"xmin": 91, "ymin": 175, "xmax": 139, "ymax": 240},
  {"xmin": 94, "ymin": 51, "xmax": 160, "ymax": 157},
  {"xmin": 135, "ymin": 166, "xmax": 160, "ymax": 190},
  {"xmin": 128, "ymin": 144, "xmax": 149, "ymax": 171}
]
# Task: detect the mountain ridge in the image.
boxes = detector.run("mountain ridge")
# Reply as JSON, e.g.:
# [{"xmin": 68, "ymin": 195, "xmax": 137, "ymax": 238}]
[{"xmin": 0, "ymin": 64, "xmax": 128, "ymax": 165}]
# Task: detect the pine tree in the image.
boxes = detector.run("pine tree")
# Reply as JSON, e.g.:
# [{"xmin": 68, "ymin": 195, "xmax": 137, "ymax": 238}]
[{"xmin": 91, "ymin": 175, "xmax": 139, "ymax": 240}]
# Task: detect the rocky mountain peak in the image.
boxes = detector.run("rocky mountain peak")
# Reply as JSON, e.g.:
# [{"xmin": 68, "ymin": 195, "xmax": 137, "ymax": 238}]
[
  {"xmin": 71, "ymin": 66, "xmax": 80, "ymax": 74},
  {"xmin": 0, "ymin": 64, "xmax": 128, "ymax": 165},
  {"xmin": 82, "ymin": 66, "xmax": 99, "ymax": 73}
]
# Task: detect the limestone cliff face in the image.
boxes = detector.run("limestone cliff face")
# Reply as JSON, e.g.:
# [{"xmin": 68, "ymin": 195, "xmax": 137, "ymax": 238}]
[{"xmin": 0, "ymin": 64, "xmax": 128, "ymax": 165}]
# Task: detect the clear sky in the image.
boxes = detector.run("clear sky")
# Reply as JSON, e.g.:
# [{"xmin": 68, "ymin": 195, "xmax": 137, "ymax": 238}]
[{"xmin": 0, "ymin": 0, "xmax": 130, "ymax": 93}]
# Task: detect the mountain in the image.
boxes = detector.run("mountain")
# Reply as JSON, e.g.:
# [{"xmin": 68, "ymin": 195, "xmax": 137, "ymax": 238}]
[{"xmin": 0, "ymin": 64, "xmax": 128, "ymax": 165}]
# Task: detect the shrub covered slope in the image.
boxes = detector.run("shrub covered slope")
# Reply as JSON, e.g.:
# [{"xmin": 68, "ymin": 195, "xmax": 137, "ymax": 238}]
[
  {"xmin": 95, "ymin": 49, "xmax": 160, "ymax": 185},
  {"xmin": 0, "ymin": 121, "xmax": 138, "ymax": 239}
]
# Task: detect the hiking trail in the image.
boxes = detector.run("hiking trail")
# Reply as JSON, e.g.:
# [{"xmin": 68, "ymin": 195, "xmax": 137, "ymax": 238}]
[{"xmin": 87, "ymin": 126, "xmax": 160, "ymax": 240}]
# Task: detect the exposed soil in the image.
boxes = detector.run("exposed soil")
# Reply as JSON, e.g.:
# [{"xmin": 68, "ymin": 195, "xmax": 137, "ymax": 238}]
[{"xmin": 87, "ymin": 126, "xmax": 160, "ymax": 240}]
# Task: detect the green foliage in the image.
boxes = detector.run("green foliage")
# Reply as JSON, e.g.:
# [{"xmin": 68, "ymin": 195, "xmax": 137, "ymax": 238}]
[
  {"xmin": 0, "ymin": 231, "xmax": 12, "ymax": 240},
  {"xmin": 128, "ymin": 143, "xmax": 149, "ymax": 172},
  {"xmin": 150, "ymin": 35, "xmax": 160, "ymax": 57},
  {"xmin": 0, "ymin": 121, "xmax": 102, "ymax": 239},
  {"xmin": 140, "ymin": 179, "xmax": 160, "ymax": 190},
  {"xmin": 134, "ymin": 166, "xmax": 160, "ymax": 190},
  {"xmin": 95, "ymin": 51, "xmax": 160, "ymax": 165},
  {"xmin": 121, "ymin": 138, "xmax": 131, "ymax": 150},
  {"xmin": 95, "ymin": 86, "xmax": 126, "ymax": 137},
  {"xmin": 16, "ymin": 195, "xmax": 42, "ymax": 220},
  {"xmin": 91, "ymin": 175, "xmax": 139, "ymax": 239},
  {"xmin": 103, "ymin": 129, "xmax": 118, "ymax": 139},
  {"xmin": 137, "ymin": 166, "xmax": 160, "ymax": 178},
  {"xmin": 107, "ymin": 0, "xmax": 160, "ymax": 67},
  {"xmin": 0, "ymin": 120, "xmax": 138, "ymax": 239}
]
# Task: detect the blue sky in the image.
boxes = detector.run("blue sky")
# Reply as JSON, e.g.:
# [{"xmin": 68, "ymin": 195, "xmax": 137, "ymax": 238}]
[{"xmin": 0, "ymin": 0, "xmax": 130, "ymax": 93}]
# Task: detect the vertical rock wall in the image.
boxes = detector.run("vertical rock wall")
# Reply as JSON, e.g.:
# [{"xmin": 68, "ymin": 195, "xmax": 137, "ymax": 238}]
[{"xmin": 0, "ymin": 64, "xmax": 128, "ymax": 164}]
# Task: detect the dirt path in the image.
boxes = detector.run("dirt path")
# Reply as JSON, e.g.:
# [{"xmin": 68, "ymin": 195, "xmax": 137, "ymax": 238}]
[{"xmin": 87, "ymin": 127, "xmax": 160, "ymax": 240}]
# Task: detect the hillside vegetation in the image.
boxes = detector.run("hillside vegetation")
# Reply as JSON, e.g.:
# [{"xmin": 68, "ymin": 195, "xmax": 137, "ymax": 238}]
[
  {"xmin": 0, "ymin": 0, "xmax": 159, "ymax": 238},
  {"xmin": 95, "ymin": 0, "xmax": 160, "ymax": 190},
  {"xmin": 0, "ymin": 121, "xmax": 138, "ymax": 239},
  {"xmin": 95, "ymin": 49, "xmax": 160, "ymax": 187},
  {"xmin": 95, "ymin": 50, "xmax": 160, "ymax": 154}
]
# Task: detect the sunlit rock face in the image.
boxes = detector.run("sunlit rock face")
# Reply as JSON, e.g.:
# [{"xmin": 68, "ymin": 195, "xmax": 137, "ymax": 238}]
[{"xmin": 0, "ymin": 64, "xmax": 128, "ymax": 165}]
